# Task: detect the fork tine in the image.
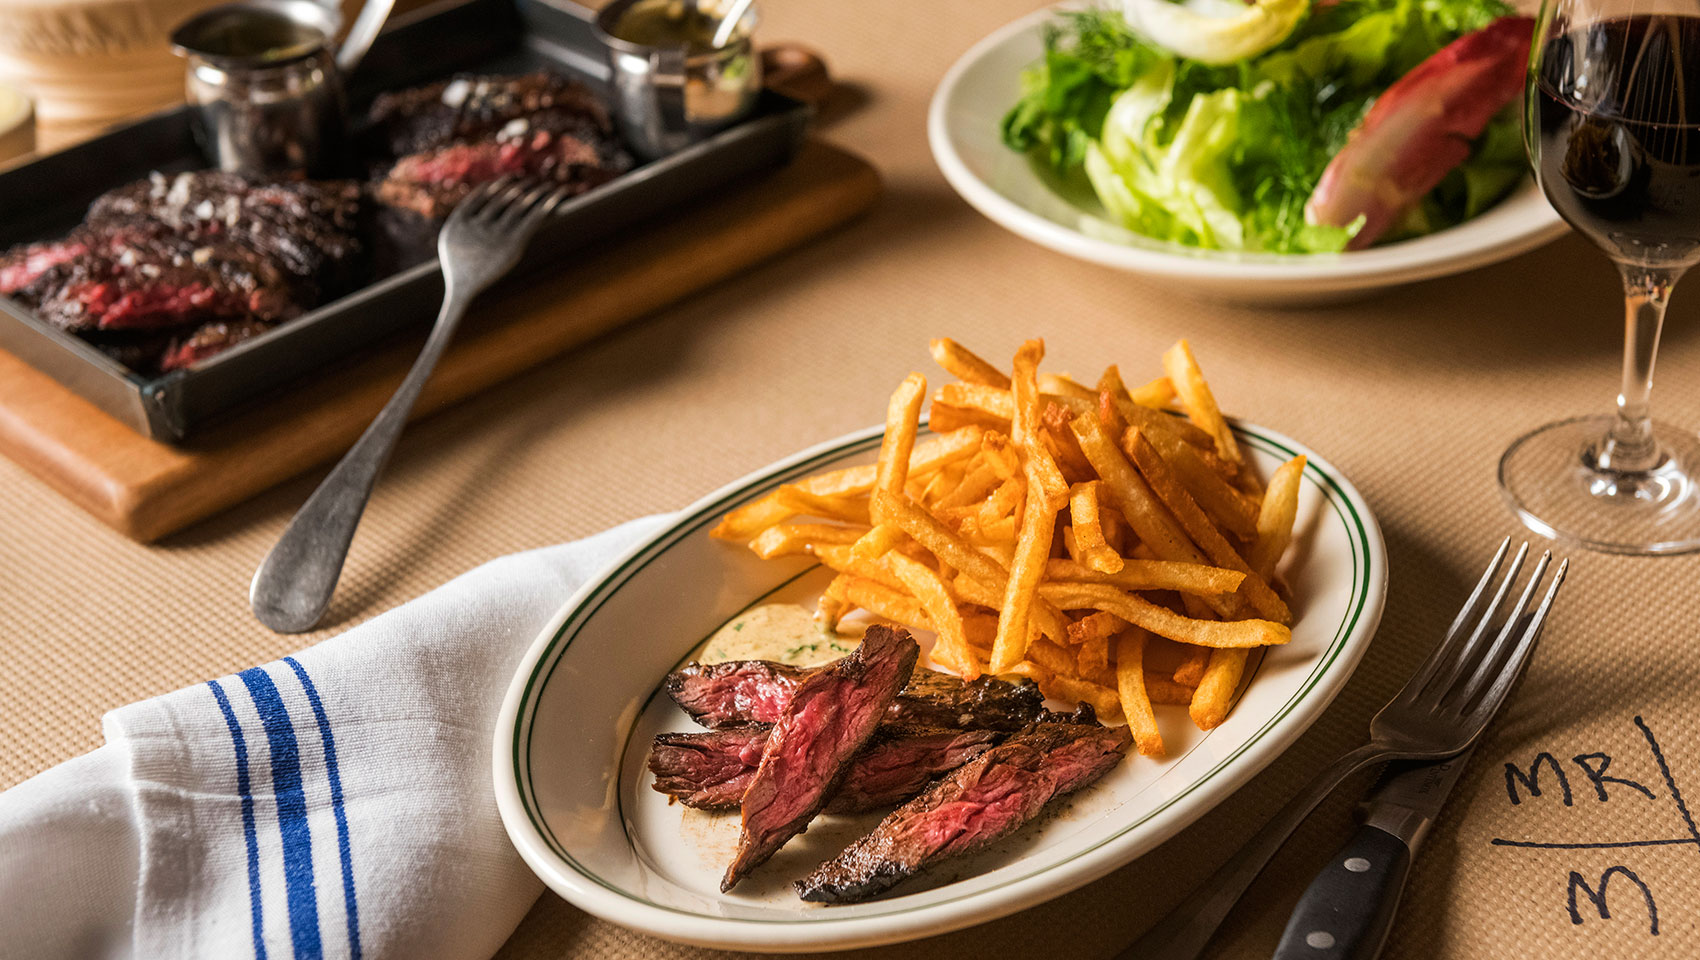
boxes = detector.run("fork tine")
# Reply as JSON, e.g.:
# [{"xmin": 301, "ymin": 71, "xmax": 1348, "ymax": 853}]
[
  {"xmin": 449, "ymin": 180, "xmax": 501, "ymax": 221},
  {"xmin": 538, "ymin": 184, "xmax": 574, "ymax": 217},
  {"xmin": 480, "ymin": 179, "xmax": 532, "ymax": 222},
  {"xmin": 1405, "ymin": 540, "xmax": 1524, "ymax": 701},
  {"xmin": 1458, "ymin": 557, "xmax": 1568, "ymax": 732},
  {"xmin": 1418, "ymin": 541, "xmax": 1529, "ymax": 700},
  {"xmin": 497, "ymin": 181, "xmax": 555, "ymax": 229},
  {"xmin": 1446, "ymin": 550, "xmax": 1552, "ymax": 712}
]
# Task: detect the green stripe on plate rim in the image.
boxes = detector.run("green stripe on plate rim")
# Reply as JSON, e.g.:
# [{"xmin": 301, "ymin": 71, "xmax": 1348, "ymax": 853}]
[{"xmin": 511, "ymin": 424, "xmax": 1372, "ymax": 923}]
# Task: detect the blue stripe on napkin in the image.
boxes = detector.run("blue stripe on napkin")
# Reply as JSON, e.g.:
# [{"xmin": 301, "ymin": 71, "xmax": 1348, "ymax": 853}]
[
  {"xmin": 208, "ymin": 679, "xmax": 268, "ymax": 960},
  {"xmin": 284, "ymin": 657, "xmax": 362, "ymax": 960},
  {"xmin": 240, "ymin": 667, "xmax": 323, "ymax": 960}
]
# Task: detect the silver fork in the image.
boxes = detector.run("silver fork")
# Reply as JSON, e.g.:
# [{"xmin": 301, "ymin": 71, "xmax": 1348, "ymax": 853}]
[
  {"xmin": 250, "ymin": 178, "xmax": 573, "ymax": 633},
  {"xmin": 1120, "ymin": 539, "xmax": 1569, "ymax": 960}
]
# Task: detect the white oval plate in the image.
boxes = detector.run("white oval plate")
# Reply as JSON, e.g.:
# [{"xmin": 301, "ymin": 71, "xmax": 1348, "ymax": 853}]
[
  {"xmin": 928, "ymin": 4, "xmax": 1569, "ymax": 305},
  {"xmin": 495, "ymin": 421, "xmax": 1387, "ymax": 952}
]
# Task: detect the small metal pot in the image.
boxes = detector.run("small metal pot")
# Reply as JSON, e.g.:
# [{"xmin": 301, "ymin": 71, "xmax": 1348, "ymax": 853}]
[
  {"xmin": 171, "ymin": 0, "xmax": 392, "ymax": 178},
  {"xmin": 594, "ymin": 0, "xmax": 762, "ymax": 161}
]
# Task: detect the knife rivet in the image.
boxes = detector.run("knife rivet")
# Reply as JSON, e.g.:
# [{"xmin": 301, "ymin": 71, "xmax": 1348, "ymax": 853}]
[
  {"xmin": 1306, "ymin": 931, "xmax": 1337, "ymax": 949},
  {"xmin": 1344, "ymin": 857, "xmax": 1371, "ymax": 873}
]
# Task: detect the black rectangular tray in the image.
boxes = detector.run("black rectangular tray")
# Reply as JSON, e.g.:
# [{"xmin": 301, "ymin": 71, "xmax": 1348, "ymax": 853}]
[{"xmin": 0, "ymin": 0, "xmax": 809, "ymax": 441}]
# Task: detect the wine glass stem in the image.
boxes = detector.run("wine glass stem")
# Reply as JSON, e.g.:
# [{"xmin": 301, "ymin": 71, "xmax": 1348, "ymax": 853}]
[{"xmin": 1599, "ymin": 263, "xmax": 1683, "ymax": 474}]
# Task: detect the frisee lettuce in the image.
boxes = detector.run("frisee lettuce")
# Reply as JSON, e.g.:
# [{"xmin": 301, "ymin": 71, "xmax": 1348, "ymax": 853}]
[{"xmin": 1001, "ymin": 0, "xmax": 1519, "ymax": 254}]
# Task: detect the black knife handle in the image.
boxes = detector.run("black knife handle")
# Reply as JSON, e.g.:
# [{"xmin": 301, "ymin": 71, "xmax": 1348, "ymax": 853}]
[{"xmin": 1271, "ymin": 825, "xmax": 1413, "ymax": 960}]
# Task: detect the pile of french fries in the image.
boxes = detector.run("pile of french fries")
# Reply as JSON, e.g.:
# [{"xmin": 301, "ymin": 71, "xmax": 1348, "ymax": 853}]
[{"xmin": 711, "ymin": 338, "xmax": 1307, "ymax": 758}]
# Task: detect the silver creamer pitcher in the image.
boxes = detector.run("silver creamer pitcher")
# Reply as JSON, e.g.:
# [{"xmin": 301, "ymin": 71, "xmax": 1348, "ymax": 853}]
[{"xmin": 170, "ymin": 0, "xmax": 393, "ymax": 177}]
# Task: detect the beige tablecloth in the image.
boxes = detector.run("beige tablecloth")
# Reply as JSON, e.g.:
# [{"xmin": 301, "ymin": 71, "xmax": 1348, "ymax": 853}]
[{"xmin": 6, "ymin": 1, "xmax": 1700, "ymax": 957}]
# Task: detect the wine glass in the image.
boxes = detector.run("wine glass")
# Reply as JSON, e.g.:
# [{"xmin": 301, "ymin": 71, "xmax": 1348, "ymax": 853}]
[{"xmin": 1505, "ymin": 1, "xmax": 1700, "ymax": 553}]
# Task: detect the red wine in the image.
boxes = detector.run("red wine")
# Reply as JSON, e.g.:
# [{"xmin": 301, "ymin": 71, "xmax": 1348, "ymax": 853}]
[{"xmin": 1533, "ymin": 15, "xmax": 1700, "ymax": 266}]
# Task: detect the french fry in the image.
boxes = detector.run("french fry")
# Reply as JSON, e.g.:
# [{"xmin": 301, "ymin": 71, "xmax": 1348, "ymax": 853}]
[
  {"xmin": 1097, "ymin": 363, "xmax": 1175, "ymax": 411},
  {"xmin": 872, "ymin": 373, "xmax": 926, "ymax": 525},
  {"xmin": 935, "ymin": 459, "xmax": 1003, "ymax": 509},
  {"xmin": 1115, "ymin": 629, "xmax": 1163, "ymax": 756},
  {"xmin": 1044, "ymin": 557, "xmax": 1245, "ymax": 596},
  {"xmin": 1041, "ymin": 582, "xmax": 1290, "ymax": 648},
  {"xmin": 851, "ymin": 524, "xmax": 907, "ymax": 560},
  {"xmin": 1018, "ymin": 666, "xmax": 1123, "ymax": 723},
  {"xmin": 1131, "ymin": 376, "xmax": 1176, "ymax": 409},
  {"xmin": 888, "ymin": 551, "xmax": 981, "ymax": 679},
  {"xmin": 930, "ymin": 337, "xmax": 1011, "ymax": 389},
  {"xmin": 1038, "ymin": 372, "xmax": 1098, "ymax": 406},
  {"xmin": 1067, "ymin": 481, "xmax": 1125, "ymax": 574},
  {"xmin": 1011, "ymin": 340, "xmax": 1070, "ymax": 509},
  {"xmin": 772, "ymin": 486, "xmax": 871, "ymax": 526},
  {"xmin": 1133, "ymin": 425, "xmax": 1259, "ymax": 539},
  {"xmin": 837, "ymin": 576, "xmax": 933, "ymax": 632},
  {"xmin": 711, "ymin": 428, "xmax": 982, "ymax": 539},
  {"xmin": 977, "ymin": 475, "xmax": 1026, "ymax": 525},
  {"xmin": 1142, "ymin": 635, "xmax": 1190, "ymax": 675},
  {"xmin": 1163, "ymin": 339, "xmax": 1242, "ymax": 467},
  {"xmin": 990, "ymin": 466, "xmax": 1062, "ymax": 673},
  {"xmin": 928, "ymin": 402, "xmax": 1008, "ymax": 434},
  {"xmin": 1069, "ymin": 611, "xmax": 1120, "ymax": 675},
  {"xmin": 1109, "ymin": 392, "xmax": 1218, "ymax": 452},
  {"xmin": 1192, "ymin": 454, "xmax": 1307, "ymax": 731},
  {"xmin": 817, "ymin": 574, "xmax": 853, "ymax": 630},
  {"xmin": 1123, "ymin": 429, "xmax": 1290, "ymax": 624},
  {"xmin": 1042, "ymin": 403, "xmax": 1097, "ymax": 482},
  {"xmin": 1069, "ymin": 414, "xmax": 1207, "ymax": 565},
  {"xmin": 1173, "ymin": 645, "xmax": 1210, "ymax": 686},
  {"xmin": 1144, "ymin": 672, "xmax": 1197, "ymax": 705},
  {"xmin": 920, "ymin": 460, "xmax": 967, "ymax": 506},
  {"xmin": 1249, "ymin": 455, "xmax": 1307, "ymax": 580},
  {"xmin": 810, "ymin": 544, "xmax": 910, "ymax": 595},
  {"xmin": 748, "ymin": 523, "xmax": 870, "ymax": 559}
]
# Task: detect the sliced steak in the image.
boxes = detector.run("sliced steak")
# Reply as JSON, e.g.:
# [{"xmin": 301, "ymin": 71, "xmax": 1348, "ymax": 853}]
[
  {"xmin": 160, "ymin": 317, "xmax": 274, "ymax": 371},
  {"xmin": 366, "ymin": 70, "xmax": 615, "ymax": 158},
  {"xmin": 722, "ymin": 625, "xmax": 919, "ymax": 892},
  {"xmin": 794, "ymin": 721, "xmax": 1133, "ymax": 904},
  {"xmin": 374, "ymin": 110, "xmax": 628, "ymax": 219},
  {"xmin": 666, "ymin": 658, "xmax": 1049, "ymax": 731},
  {"xmin": 1, "ymin": 236, "xmax": 88, "ymax": 296},
  {"xmin": 86, "ymin": 171, "xmax": 363, "ymax": 291},
  {"xmin": 29, "ymin": 233, "xmax": 298, "ymax": 332},
  {"xmin": 649, "ymin": 724, "xmax": 999, "ymax": 813}
]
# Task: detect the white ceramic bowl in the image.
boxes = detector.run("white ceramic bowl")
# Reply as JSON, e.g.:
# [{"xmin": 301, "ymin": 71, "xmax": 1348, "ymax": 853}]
[
  {"xmin": 494, "ymin": 421, "xmax": 1387, "ymax": 952},
  {"xmin": 928, "ymin": 5, "xmax": 1570, "ymax": 305}
]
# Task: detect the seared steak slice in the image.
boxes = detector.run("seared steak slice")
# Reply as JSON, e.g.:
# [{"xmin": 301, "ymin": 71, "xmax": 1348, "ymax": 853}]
[
  {"xmin": 1, "ymin": 236, "xmax": 88, "ymax": 295},
  {"xmin": 829, "ymin": 726, "xmax": 1000, "ymax": 814},
  {"xmin": 160, "ymin": 317, "xmax": 274, "ymax": 370},
  {"xmin": 375, "ymin": 111, "xmax": 628, "ymax": 219},
  {"xmin": 649, "ymin": 726, "xmax": 769, "ymax": 810},
  {"xmin": 666, "ymin": 658, "xmax": 1049, "ymax": 731},
  {"xmin": 367, "ymin": 70, "xmax": 615, "ymax": 158},
  {"xmin": 29, "ymin": 233, "xmax": 298, "ymax": 332},
  {"xmin": 649, "ymin": 724, "xmax": 998, "ymax": 813},
  {"xmin": 723, "ymin": 625, "xmax": 919, "ymax": 892},
  {"xmin": 795, "ymin": 721, "xmax": 1133, "ymax": 904},
  {"xmin": 665, "ymin": 659, "xmax": 809, "ymax": 728},
  {"xmin": 86, "ymin": 171, "xmax": 362, "ymax": 289}
]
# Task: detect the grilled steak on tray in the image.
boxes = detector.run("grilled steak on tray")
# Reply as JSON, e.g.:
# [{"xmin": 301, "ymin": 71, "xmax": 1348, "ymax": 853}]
[{"xmin": 0, "ymin": 70, "xmax": 630, "ymax": 377}]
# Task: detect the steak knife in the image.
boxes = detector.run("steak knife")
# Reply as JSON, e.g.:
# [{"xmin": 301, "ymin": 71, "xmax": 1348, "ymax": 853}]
[{"xmin": 1270, "ymin": 747, "xmax": 1476, "ymax": 960}]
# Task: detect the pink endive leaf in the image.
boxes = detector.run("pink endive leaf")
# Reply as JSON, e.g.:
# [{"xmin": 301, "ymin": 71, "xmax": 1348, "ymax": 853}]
[{"xmin": 1305, "ymin": 16, "xmax": 1534, "ymax": 249}]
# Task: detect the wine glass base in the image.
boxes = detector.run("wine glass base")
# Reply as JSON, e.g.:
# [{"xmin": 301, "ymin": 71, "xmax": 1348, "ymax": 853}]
[{"xmin": 1500, "ymin": 416, "xmax": 1700, "ymax": 555}]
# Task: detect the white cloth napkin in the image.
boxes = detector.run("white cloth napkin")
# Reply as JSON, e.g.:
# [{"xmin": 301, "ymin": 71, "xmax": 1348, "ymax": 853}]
[{"xmin": 0, "ymin": 515, "xmax": 670, "ymax": 960}]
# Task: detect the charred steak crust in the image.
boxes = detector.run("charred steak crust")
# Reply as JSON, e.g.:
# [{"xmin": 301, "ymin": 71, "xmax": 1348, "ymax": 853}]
[
  {"xmin": 722, "ymin": 626, "xmax": 920, "ymax": 892},
  {"xmin": 648, "ymin": 724, "xmax": 999, "ymax": 813},
  {"xmin": 367, "ymin": 71, "xmax": 616, "ymax": 159},
  {"xmin": 794, "ymin": 721, "xmax": 1134, "ymax": 904},
  {"xmin": 368, "ymin": 72, "xmax": 632, "ymax": 221},
  {"xmin": 665, "ymin": 658, "xmax": 1050, "ymax": 731}
]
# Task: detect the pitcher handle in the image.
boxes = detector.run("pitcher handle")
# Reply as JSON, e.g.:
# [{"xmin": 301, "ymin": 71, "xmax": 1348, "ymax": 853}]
[{"xmin": 336, "ymin": 0, "xmax": 397, "ymax": 73}]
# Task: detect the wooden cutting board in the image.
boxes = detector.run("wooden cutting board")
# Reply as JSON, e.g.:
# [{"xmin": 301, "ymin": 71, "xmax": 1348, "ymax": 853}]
[{"xmin": 0, "ymin": 139, "xmax": 881, "ymax": 542}]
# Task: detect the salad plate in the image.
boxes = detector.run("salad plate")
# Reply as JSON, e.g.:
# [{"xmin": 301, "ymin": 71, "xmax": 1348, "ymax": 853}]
[
  {"xmin": 494, "ymin": 420, "xmax": 1387, "ymax": 952},
  {"xmin": 928, "ymin": 4, "xmax": 1569, "ymax": 304}
]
